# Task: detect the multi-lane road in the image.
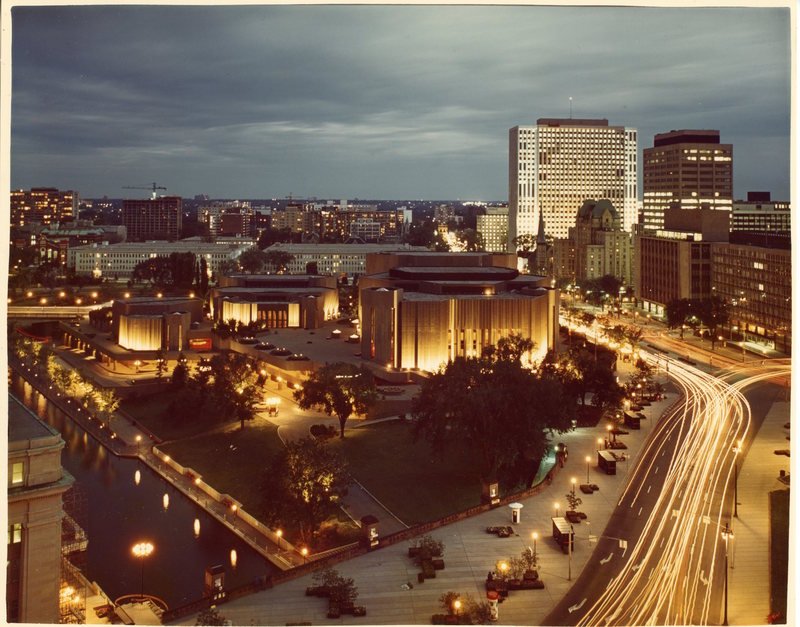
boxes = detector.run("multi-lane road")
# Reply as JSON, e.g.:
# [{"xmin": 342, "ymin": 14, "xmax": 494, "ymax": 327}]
[{"xmin": 545, "ymin": 352, "xmax": 790, "ymax": 626}]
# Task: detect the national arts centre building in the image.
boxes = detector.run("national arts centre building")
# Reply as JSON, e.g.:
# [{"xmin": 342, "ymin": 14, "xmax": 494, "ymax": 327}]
[{"xmin": 359, "ymin": 252, "xmax": 558, "ymax": 372}]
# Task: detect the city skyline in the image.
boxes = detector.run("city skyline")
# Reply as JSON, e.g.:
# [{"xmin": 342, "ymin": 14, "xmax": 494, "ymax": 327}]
[{"xmin": 6, "ymin": 4, "xmax": 791, "ymax": 200}]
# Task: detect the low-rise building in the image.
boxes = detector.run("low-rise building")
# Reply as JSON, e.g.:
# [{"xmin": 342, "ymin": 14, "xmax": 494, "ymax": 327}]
[
  {"xmin": 359, "ymin": 252, "xmax": 558, "ymax": 372},
  {"xmin": 111, "ymin": 296, "xmax": 205, "ymax": 351},
  {"xmin": 263, "ymin": 243, "xmax": 428, "ymax": 278},
  {"xmin": 8, "ymin": 394, "xmax": 75, "ymax": 623},
  {"xmin": 570, "ymin": 199, "xmax": 634, "ymax": 286},
  {"xmin": 69, "ymin": 239, "xmax": 255, "ymax": 278},
  {"xmin": 210, "ymin": 274, "xmax": 339, "ymax": 329}
]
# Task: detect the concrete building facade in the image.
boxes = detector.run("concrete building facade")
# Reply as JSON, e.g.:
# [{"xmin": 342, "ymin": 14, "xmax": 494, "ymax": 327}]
[
  {"xmin": 210, "ymin": 274, "xmax": 339, "ymax": 329},
  {"xmin": 359, "ymin": 252, "xmax": 558, "ymax": 372},
  {"xmin": 8, "ymin": 394, "xmax": 75, "ymax": 623},
  {"xmin": 69, "ymin": 239, "xmax": 254, "ymax": 278},
  {"xmin": 122, "ymin": 196, "xmax": 183, "ymax": 241},
  {"xmin": 731, "ymin": 192, "xmax": 790, "ymax": 235},
  {"xmin": 476, "ymin": 206, "xmax": 509, "ymax": 253},
  {"xmin": 635, "ymin": 208, "xmax": 730, "ymax": 316},
  {"xmin": 263, "ymin": 243, "xmax": 428, "ymax": 278},
  {"xmin": 569, "ymin": 199, "xmax": 634, "ymax": 286},
  {"xmin": 712, "ymin": 238, "xmax": 791, "ymax": 353},
  {"xmin": 642, "ymin": 130, "xmax": 733, "ymax": 232},
  {"xmin": 10, "ymin": 187, "xmax": 78, "ymax": 227},
  {"xmin": 508, "ymin": 118, "xmax": 638, "ymax": 246}
]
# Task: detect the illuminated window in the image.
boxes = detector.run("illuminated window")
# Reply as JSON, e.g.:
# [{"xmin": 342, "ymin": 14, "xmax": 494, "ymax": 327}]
[
  {"xmin": 8, "ymin": 523, "xmax": 21, "ymax": 544},
  {"xmin": 11, "ymin": 462, "xmax": 23, "ymax": 485}
]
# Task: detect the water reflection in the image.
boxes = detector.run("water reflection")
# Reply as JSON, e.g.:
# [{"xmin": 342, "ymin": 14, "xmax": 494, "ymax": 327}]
[{"xmin": 9, "ymin": 374, "xmax": 276, "ymax": 608}]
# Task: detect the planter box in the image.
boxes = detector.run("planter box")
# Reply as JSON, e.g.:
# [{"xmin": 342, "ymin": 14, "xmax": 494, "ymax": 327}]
[{"xmin": 432, "ymin": 559, "xmax": 445, "ymax": 570}]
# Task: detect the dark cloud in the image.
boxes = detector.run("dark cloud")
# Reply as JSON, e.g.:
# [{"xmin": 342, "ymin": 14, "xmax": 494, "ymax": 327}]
[{"xmin": 9, "ymin": 5, "xmax": 790, "ymax": 199}]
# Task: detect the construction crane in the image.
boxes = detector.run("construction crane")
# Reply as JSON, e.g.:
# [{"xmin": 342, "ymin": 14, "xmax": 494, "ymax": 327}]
[{"xmin": 122, "ymin": 182, "xmax": 167, "ymax": 200}]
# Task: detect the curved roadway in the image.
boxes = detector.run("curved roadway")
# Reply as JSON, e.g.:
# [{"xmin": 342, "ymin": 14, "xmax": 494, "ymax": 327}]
[{"xmin": 545, "ymin": 355, "xmax": 790, "ymax": 626}]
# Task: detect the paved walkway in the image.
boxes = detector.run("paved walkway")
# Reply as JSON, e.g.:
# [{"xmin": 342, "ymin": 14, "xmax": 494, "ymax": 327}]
[
  {"xmin": 176, "ymin": 390, "xmax": 679, "ymax": 625},
  {"xmin": 728, "ymin": 399, "xmax": 791, "ymax": 625}
]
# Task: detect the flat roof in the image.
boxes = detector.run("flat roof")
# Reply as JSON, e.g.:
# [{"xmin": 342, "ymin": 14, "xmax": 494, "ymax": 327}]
[{"xmin": 8, "ymin": 394, "xmax": 59, "ymax": 442}]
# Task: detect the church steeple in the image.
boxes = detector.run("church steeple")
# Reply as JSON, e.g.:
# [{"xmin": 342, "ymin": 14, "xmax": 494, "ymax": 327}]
[{"xmin": 536, "ymin": 209, "xmax": 547, "ymax": 245}]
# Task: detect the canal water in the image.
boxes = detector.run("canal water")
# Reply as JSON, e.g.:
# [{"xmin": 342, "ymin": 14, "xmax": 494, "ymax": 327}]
[{"xmin": 10, "ymin": 373, "xmax": 277, "ymax": 609}]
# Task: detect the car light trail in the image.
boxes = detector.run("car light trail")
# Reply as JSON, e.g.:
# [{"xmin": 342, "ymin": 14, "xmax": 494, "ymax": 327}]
[{"xmin": 577, "ymin": 355, "xmax": 790, "ymax": 626}]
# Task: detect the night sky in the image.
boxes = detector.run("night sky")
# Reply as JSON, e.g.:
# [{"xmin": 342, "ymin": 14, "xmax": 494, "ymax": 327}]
[{"xmin": 7, "ymin": 4, "xmax": 791, "ymax": 201}]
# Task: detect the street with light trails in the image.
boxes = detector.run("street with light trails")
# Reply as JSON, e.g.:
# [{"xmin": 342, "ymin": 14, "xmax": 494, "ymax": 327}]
[{"xmin": 545, "ymin": 354, "xmax": 790, "ymax": 626}]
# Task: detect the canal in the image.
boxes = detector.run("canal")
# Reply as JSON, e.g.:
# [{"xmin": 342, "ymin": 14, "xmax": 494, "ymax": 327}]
[{"xmin": 10, "ymin": 373, "xmax": 278, "ymax": 610}]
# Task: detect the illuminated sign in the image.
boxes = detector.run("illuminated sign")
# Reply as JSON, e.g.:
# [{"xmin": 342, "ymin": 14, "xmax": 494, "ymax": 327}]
[{"xmin": 189, "ymin": 338, "xmax": 212, "ymax": 351}]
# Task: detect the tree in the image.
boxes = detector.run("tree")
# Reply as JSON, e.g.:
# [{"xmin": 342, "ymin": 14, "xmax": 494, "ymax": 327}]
[
  {"xmin": 512, "ymin": 233, "xmax": 537, "ymax": 256},
  {"xmin": 238, "ymin": 246, "xmax": 267, "ymax": 274},
  {"xmin": 195, "ymin": 608, "xmax": 227, "ymax": 626},
  {"xmin": 199, "ymin": 257, "xmax": 209, "ymax": 295},
  {"xmin": 209, "ymin": 352, "xmax": 260, "ymax": 429},
  {"xmin": 294, "ymin": 363, "xmax": 378, "ymax": 438},
  {"xmin": 264, "ymin": 250, "xmax": 295, "ymax": 274},
  {"xmin": 413, "ymin": 339, "xmax": 574, "ymax": 489},
  {"xmin": 132, "ymin": 257, "xmax": 172, "ymax": 287},
  {"xmin": 215, "ymin": 259, "xmax": 240, "ymax": 281},
  {"xmin": 458, "ymin": 228, "xmax": 485, "ymax": 252},
  {"xmin": 155, "ymin": 349, "xmax": 167, "ymax": 379},
  {"xmin": 261, "ymin": 437, "xmax": 350, "ymax": 543},
  {"xmin": 696, "ymin": 296, "xmax": 730, "ymax": 350},
  {"xmin": 313, "ymin": 568, "xmax": 359, "ymax": 605},
  {"xmin": 665, "ymin": 298, "xmax": 691, "ymax": 338}
]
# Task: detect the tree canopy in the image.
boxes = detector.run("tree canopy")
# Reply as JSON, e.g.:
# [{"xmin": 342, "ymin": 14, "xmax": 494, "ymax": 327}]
[
  {"xmin": 261, "ymin": 437, "xmax": 350, "ymax": 543},
  {"xmin": 294, "ymin": 362, "xmax": 378, "ymax": 438},
  {"xmin": 412, "ymin": 336, "xmax": 574, "ymax": 489}
]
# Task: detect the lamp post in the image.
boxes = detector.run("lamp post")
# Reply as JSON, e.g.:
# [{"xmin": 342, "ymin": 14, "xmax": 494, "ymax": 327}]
[
  {"xmin": 571, "ymin": 477, "xmax": 577, "ymax": 497},
  {"xmin": 568, "ymin": 523, "xmax": 574, "ymax": 581},
  {"xmin": 453, "ymin": 599, "xmax": 462, "ymax": 618},
  {"xmin": 276, "ymin": 529, "xmax": 284, "ymax": 551},
  {"xmin": 131, "ymin": 541, "xmax": 154, "ymax": 600},
  {"xmin": 554, "ymin": 502, "xmax": 560, "ymax": 518},
  {"xmin": 301, "ymin": 547, "xmax": 308, "ymax": 564},
  {"xmin": 733, "ymin": 441, "xmax": 741, "ymax": 518},
  {"xmin": 531, "ymin": 532, "xmax": 538, "ymax": 558},
  {"xmin": 585, "ymin": 455, "xmax": 591, "ymax": 483},
  {"xmin": 721, "ymin": 523, "xmax": 733, "ymax": 626},
  {"xmin": 135, "ymin": 434, "xmax": 142, "ymax": 455}
]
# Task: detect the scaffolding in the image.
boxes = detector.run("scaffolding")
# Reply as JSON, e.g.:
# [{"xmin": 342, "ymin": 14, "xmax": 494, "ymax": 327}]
[{"xmin": 60, "ymin": 485, "xmax": 88, "ymax": 623}]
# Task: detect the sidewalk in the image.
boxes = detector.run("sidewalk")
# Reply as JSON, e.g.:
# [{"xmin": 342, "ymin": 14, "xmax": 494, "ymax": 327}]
[
  {"xmin": 728, "ymin": 399, "xmax": 791, "ymax": 625},
  {"xmin": 177, "ymin": 390, "xmax": 678, "ymax": 625}
]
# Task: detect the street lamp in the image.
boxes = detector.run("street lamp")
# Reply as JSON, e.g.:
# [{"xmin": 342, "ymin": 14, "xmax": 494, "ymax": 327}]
[
  {"xmin": 585, "ymin": 455, "xmax": 591, "ymax": 483},
  {"xmin": 733, "ymin": 440, "xmax": 742, "ymax": 518},
  {"xmin": 131, "ymin": 541, "xmax": 154, "ymax": 599},
  {"xmin": 135, "ymin": 434, "xmax": 142, "ymax": 454},
  {"xmin": 721, "ymin": 523, "xmax": 733, "ymax": 626},
  {"xmin": 531, "ymin": 532, "xmax": 538, "ymax": 557},
  {"xmin": 597, "ymin": 437, "xmax": 604, "ymax": 450},
  {"xmin": 134, "ymin": 360, "xmax": 141, "ymax": 373},
  {"xmin": 301, "ymin": 547, "xmax": 308, "ymax": 564},
  {"xmin": 571, "ymin": 477, "xmax": 577, "ymax": 497},
  {"xmin": 554, "ymin": 502, "xmax": 560, "ymax": 518},
  {"xmin": 453, "ymin": 599, "xmax": 462, "ymax": 617}
]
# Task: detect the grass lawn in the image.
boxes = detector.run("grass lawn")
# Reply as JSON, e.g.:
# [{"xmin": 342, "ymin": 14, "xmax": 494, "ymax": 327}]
[
  {"xmin": 769, "ymin": 489, "xmax": 789, "ymax": 620},
  {"xmin": 120, "ymin": 392, "xmax": 213, "ymax": 440},
  {"xmin": 329, "ymin": 420, "xmax": 484, "ymax": 525},
  {"xmin": 159, "ymin": 422, "xmax": 285, "ymax": 521}
]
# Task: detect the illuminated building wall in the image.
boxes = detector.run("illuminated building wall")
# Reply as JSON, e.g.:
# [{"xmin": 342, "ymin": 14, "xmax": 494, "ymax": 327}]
[
  {"xmin": 712, "ymin": 240, "xmax": 791, "ymax": 353},
  {"xmin": 509, "ymin": 119, "xmax": 637, "ymax": 245},
  {"xmin": 10, "ymin": 187, "xmax": 77, "ymax": 226},
  {"xmin": 118, "ymin": 315, "xmax": 163, "ymax": 350},
  {"xmin": 359, "ymin": 252, "xmax": 557, "ymax": 372},
  {"xmin": 8, "ymin": 395, "xmax": 74, "ymax": 623},
  {"xmin": 164, "ymin": 312, "xmax": 192, "ymax": 351},
  {"xmin": 643, "ymin": 130, "xmax": 732, "ymax": 232}
]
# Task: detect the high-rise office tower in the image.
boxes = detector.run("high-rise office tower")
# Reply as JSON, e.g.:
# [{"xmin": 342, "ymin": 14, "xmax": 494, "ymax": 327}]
[
  {"xmin": 508, "ymin": 118, "xmax": 638, "ymax": 248},
  {"xmin": 642, "ymin": 129, "xmax": 732, "ymax": 231},
  {"xmin": 122, "ymin": 196, "xmax": 182, "ymax": 241}
]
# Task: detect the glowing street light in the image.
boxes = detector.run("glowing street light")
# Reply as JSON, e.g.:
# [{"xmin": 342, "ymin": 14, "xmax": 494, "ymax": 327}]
[
  {"xmin": 585, "ymin": 455, "xmax": 591, "ymax": 483},
  {"xmin": 531, "ymin": 531, "xmax": 538, "ymax": 556},
  {"xmin": 131, "ymin": 542, "xmax": 154, "ymax": 599},
  {"xmin": 453, "ymin": 599, "xmax": 462, "ymax": 616},
  {"xmin": 571, "ymin": 477, "xmax": 577, "ymax": 497},
  {"xmin": 301, "ymin": 547, "xmax": 309, "ymax": 564},
  {"xmin": 733, "ymin": 440, "xmax": 742, "ymax": 518},
  {"xmin": 721, "ymin": 523, "xmax": 734, "ymax": 625},
  {"xmin": 554, "ymin": 502, "xmax": 560, "ymax": 518}
]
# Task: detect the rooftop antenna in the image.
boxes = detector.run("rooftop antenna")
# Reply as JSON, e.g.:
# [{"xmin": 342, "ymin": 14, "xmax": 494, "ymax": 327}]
[{"xmin": 569, "ymin": 96, "xmax": 573, "ymax": 119}]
